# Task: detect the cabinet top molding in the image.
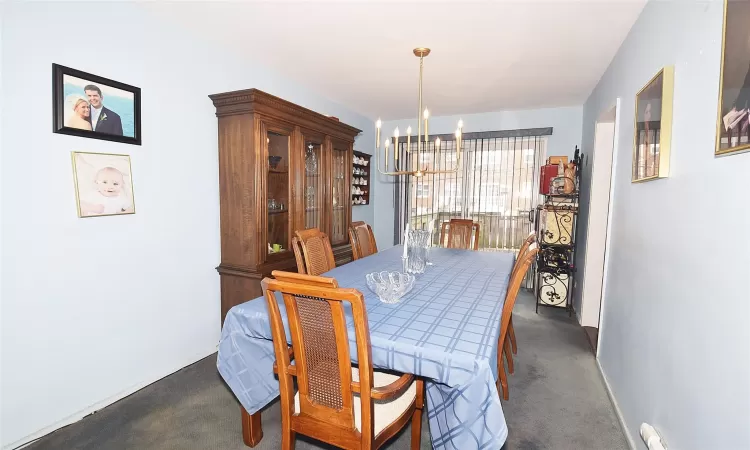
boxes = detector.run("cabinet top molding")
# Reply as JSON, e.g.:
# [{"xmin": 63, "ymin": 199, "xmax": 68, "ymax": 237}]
[{"xmin": 209, "ymin": 88, "xmax": 362, "ymax": 137}]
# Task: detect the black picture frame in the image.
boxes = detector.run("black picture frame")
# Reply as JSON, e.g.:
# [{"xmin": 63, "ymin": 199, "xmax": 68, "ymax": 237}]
[{"xmin": 52, "ymin": 63, "xmax": 142, "ymax": 145}]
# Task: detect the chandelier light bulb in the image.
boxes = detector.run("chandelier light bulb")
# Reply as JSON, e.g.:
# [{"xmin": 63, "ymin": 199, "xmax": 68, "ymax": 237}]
[
  {"xmin": 423, "ymin": 109, "xmax": 429, "ymax": 119},
  {"xmin": 376, "ymin": 119, "xmax": 382, "ymax": 129},
  {"xmin": 394, "ymin": 127, "xmax": 400, "ymax": 138},
  {"xmin": 385, "ymin": 138, "xmax": 391, "ymax": 148},
  {"xmin": 458, "ymin": 119, "xmax": 464, "ymax": 129},
  {"xmin": 407, "ymin": 126, "xmax": 412, "ymax": 135}
]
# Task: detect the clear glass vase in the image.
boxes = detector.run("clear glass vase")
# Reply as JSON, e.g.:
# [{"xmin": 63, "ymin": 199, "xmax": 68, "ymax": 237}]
[{"xmin": 405, "ymin": 229, "xmax": 430, "ymax": 274}]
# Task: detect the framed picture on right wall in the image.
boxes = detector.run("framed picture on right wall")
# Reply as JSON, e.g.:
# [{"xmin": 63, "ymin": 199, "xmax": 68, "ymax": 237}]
[
  {"xmin": 632, "ymin": 66, "xmax": 674, "ymax": 182},
  {"xmin": 716, "ymin": 0, "xmax": 750, "ymax": 156}
]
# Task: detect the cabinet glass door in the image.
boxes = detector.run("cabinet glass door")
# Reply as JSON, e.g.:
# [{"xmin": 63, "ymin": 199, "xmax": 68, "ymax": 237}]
[
  {"xmin": 303, "ymin": 139, "xmax": 324, "ymax": 231},
  {"xmin": 330, "ymin": 144, "xmax": 350, "ymax": 245},
  {"xmin": 266, "ymin": 130, "xmax": 291, "ymax": 256}
]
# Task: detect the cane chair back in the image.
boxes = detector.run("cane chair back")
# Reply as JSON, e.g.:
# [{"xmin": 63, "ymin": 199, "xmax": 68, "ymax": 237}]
[
  {"xmin": 294, "ymin": 228, "xmax": 336, "ymax": 276},
  {"xmin": 349, "ymin": 221, "xmax": 378, "ymax": 261},
  {"xmin": 439, "ymin": 219, "xmax": 480, "ymax": 250},
  {"xmin": 263, "ymin": 271, "xmax": 423, "ymax": 449}
]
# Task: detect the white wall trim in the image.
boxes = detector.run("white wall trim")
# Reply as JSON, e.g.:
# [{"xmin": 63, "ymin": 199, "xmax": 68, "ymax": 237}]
[
  {"xmin": 579, "ymin": 100, "xmax": 618, "ymax": 329},
  {"xmin": 4, "ymin": 350, "xmax": 215, "ymax": 450},
  {"xmin": 596, "ymin": 358, "xmax": 637, "ymax": 450},
  {"xmin": 596, "ymin": 98, "xmax": 620, "ymax": 356}
]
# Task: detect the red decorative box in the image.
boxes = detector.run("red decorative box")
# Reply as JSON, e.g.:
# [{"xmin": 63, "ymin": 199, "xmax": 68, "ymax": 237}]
[{"xmin": 540, "ymin": 164, "xmax": 558, "ymax": 194}]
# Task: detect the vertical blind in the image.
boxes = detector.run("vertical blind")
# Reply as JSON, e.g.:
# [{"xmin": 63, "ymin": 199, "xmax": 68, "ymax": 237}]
[{"xmin": 394, "ymin": 128, "xmax": 551, "ymax": 251}]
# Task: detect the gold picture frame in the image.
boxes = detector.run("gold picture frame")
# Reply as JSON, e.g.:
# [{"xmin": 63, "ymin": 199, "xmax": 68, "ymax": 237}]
[
  {"xmin": 715, "ymin": 0, "xmax": 750, "ymax": 156},
  {"xmin": 632, "ymin": 66, "xmax": 674, "ymax": 183},
  {"xmin": 72, "ymin": 151, "xmax": 136, "ymax": 218}
]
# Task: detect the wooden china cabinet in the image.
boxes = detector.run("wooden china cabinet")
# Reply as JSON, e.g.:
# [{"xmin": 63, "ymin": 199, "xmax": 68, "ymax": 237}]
[{"xmin": 209, "ymin": 89, "xmax": 361, "ymax": 323}]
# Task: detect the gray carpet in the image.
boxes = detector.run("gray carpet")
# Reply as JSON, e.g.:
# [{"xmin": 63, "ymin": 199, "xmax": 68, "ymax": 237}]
[{"xmin": 24, "ymin": 291, "xmax": 628, "ymax": 450}]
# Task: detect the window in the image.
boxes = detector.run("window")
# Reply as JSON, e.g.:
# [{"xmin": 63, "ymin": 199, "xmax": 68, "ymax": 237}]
[
  {"xmin": 523, "ymin": 149, "xmax": 536, "ymax": 165},
  {"xmin": 474, "ymin": 183, "xmax": 508, "ymax": 214},
  {"xmin": 395, "ymin": 134, "xmax": 548, "ymax": 250}
]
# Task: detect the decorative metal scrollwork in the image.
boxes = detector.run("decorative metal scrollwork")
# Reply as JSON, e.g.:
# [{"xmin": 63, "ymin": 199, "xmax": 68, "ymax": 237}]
[
  {"xmin": 537, "ymin": 271, "xmax": 569, "ymax": 307},
  {"xmin": 539, "ymin": 246, "xmax": 573, "ymax": 270},
  {"xmin": 540, "ymin": 201, "xmax": 576, "ymax": 246},
  {"xmin": 533, "ymin": 146, "xmax": 583, "ymax": 315}
]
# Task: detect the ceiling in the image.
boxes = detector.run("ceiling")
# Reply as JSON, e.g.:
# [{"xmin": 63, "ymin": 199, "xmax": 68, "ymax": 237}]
[{"xmin": 147, "ymin": 1, "xmax": 646, "ymax": 120}]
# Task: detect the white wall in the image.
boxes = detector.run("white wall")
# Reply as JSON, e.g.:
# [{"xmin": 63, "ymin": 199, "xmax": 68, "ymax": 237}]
[
  {"xmin": 373, "ymin": 106, "xmax": 582, "ymax": 248},
  {"xmin": 583, "ymin": 1, "xmax": 750, "ymax": 448},
  {"xmin": 0, "ymin": 3, "xmax": 373, "ymax": 448}
]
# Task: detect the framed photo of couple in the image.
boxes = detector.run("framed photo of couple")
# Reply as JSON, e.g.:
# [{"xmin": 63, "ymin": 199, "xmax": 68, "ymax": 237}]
[
  {"xmin": 716, "ymin": 0, "xmax": 750, "ymax": 156},
  {"xmin": 53, "ymin": 64, "xmax": 142, "ymax": 145}
]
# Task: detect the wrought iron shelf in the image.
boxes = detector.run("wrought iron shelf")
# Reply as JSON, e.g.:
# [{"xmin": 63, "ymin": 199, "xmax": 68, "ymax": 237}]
[
  {"xmin": 545, "ymin": 192, "xmax": 579, "ymax": 199},
  {"xmin": 533, "ymin": 147, "xmax": 583, "ymax": 316},
  {"xmin": 542, "ymin": 206, "xmax": 578, "ymax": 213},
  {"xmin": 537, "ymin": 264, "xmax": 576, "ymax": 275},
  {"xmin": 539, "ymin": 242, "xmax": 574, "ymax": 249},
  {"xmin": 537, "ymin": 250, "xmax": 576, "ymax": 275}
]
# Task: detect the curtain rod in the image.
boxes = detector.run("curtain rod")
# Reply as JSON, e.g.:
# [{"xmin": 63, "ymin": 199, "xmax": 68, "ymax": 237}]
[{"xmin": 395, "ymin": 127, "xmax": 553, "ymax": 143}]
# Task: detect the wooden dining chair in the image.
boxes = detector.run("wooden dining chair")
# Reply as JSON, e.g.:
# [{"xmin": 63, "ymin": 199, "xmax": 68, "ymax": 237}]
[
  {"xmin": 497, "ymin": 243, "xmax": 539, "ymax": 401},
  {"xmin": 349, "ymin": 221, "xmax": 378, "ymax": 261},
  {"xmin": 294, "ymin": 228, "xmax": 336, "ymax": 276},
  {"xmin": 263, "ymin": 271, "xmax": 425, "ymax": 450},
  {"xmin": 439, "ymin": 219, "xmax": 480, "ymax": 250},
  {"xmin": 506, "ymin": 231, "xmax": 537, "ymax": 359},
  {"xmin": 517, "ymin": 231, "xmax": 537, "ymax": 263},
  {"xmin": 292, "ymin": 237, "xmax": 307, "ymax": 274}
]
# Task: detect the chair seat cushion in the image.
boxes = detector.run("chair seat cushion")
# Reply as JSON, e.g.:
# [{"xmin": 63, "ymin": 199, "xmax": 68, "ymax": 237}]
[{"xmin": 294, "ymin": 367, "xmax": 417, "ymax": 436}]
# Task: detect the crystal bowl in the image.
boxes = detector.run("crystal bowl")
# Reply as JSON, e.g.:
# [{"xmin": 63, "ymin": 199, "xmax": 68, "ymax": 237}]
[{"xmin": 366, "ymin": 271, "xmax": 415, "ymax": 304}]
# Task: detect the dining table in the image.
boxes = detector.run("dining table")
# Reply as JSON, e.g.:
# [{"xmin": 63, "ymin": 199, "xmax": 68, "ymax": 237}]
[{"xmin": 217, "ymin": 245, "xmax": 516, "ymax": 449}]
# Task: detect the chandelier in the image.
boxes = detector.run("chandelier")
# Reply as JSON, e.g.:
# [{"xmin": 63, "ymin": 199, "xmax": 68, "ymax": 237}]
[{"xmin": 375, "ymin": 48, "xmax": 464, "ymax": 177}]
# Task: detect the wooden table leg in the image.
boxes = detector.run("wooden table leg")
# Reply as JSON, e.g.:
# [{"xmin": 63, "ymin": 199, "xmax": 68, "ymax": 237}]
[{"xmin": 241, "ymin": 407, "xmax": 263, "ymax": 447}]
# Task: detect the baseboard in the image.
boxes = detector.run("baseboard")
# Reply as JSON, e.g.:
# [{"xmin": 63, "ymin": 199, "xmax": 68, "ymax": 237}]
[
  {"xmin": 595, "ymin": 358, "xmax": 638, "ymax": 450},
  {"xmin": 5, "ymin": 349, "xmax": 216, "ymax": 450}
]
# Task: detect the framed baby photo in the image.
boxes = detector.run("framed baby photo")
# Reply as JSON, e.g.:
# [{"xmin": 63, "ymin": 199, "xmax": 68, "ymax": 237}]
[
  {"xmin": 715, "ymin": 0, "xmax": 750, "ymax": 156},
  {"xmin": 71, "ymin": 152, "xmax": 136, "ymax": 218},
  {"xmin": 632, "ymin": 66, "xmax": 674, "ymax": 183},
  {"xmin": 53, "ymin": 64, "xmax": 142, "ymax": 145}
]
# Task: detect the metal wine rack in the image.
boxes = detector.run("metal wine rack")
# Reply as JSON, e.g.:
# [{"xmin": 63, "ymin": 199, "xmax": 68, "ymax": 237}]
[{"xmin": 533, "ymin": 148, "xmax": 582, "ymax": 315}]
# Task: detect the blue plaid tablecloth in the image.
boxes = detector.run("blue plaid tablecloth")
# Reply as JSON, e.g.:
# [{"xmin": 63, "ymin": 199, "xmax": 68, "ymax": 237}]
[{"xmin": 218, "ymin": 246, "xmax": 515, "ymax": 449}]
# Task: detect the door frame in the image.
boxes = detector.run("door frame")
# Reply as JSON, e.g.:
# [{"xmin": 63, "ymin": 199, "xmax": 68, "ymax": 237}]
[
  {"xmin": 578, "ymin": 99, "xmax": 621, "ymax": 353},
  {"xmin": 595, "ymin": 99, "xmax": 621, "ymax": 357}
]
